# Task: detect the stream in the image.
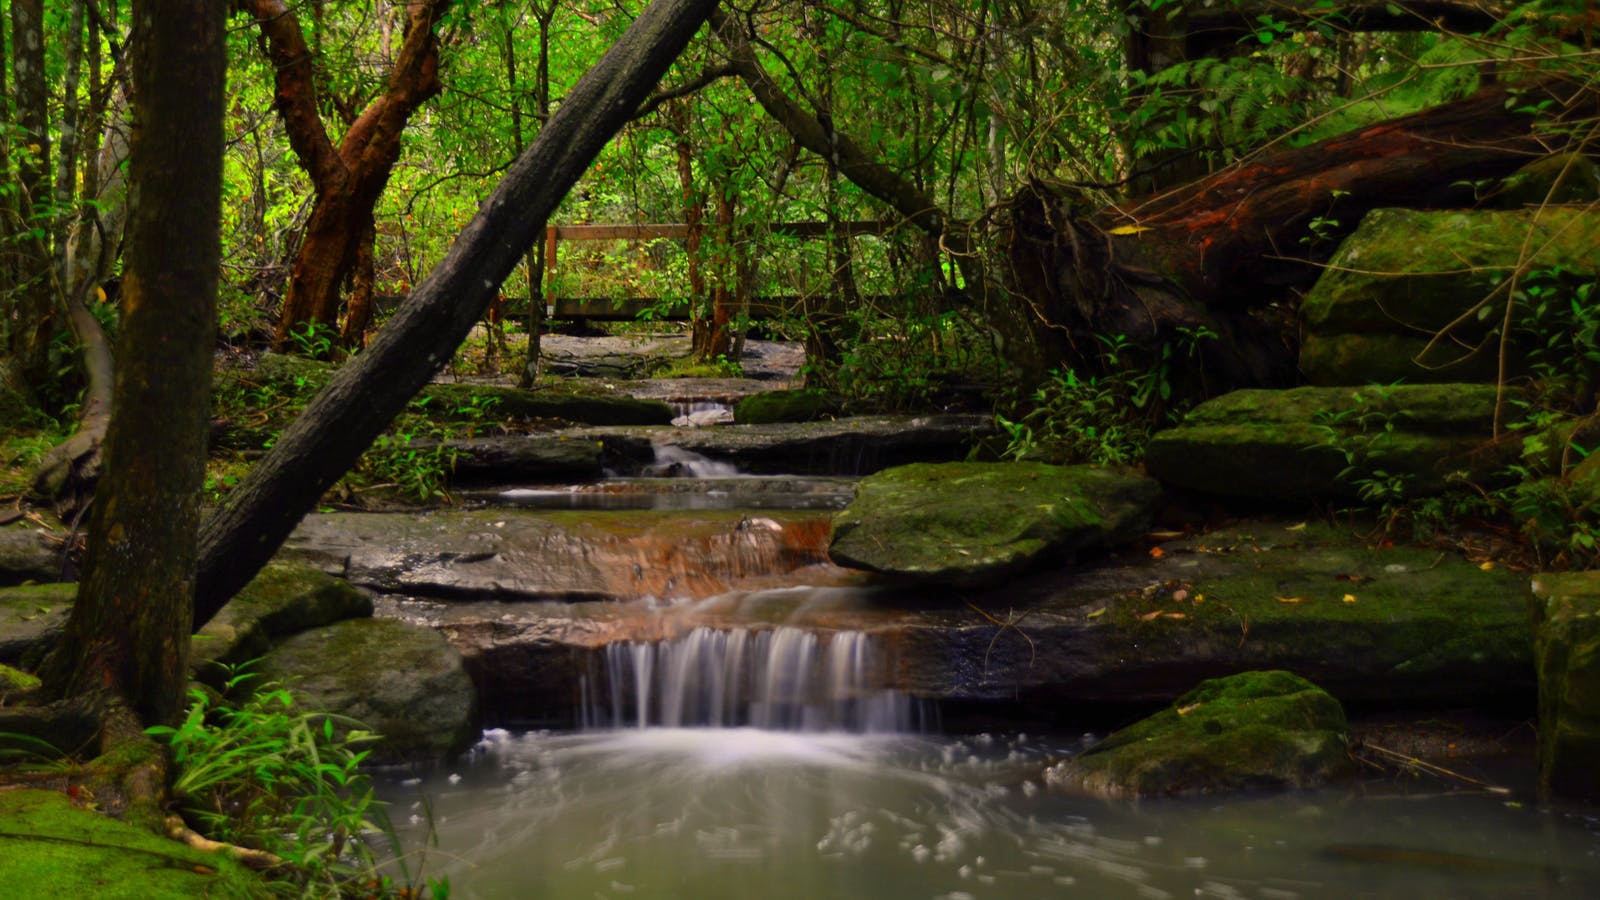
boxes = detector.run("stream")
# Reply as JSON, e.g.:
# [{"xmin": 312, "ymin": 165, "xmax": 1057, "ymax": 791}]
[{"xmin": 373, "ymin": 443, "xmax": 1600, "ymax": 899}]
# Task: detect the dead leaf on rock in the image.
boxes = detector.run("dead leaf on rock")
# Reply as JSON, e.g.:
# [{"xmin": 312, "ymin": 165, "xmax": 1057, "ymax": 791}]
[{"xmin": 1275, "ymin": 595, "xmax": 1303, "ymax": 604}]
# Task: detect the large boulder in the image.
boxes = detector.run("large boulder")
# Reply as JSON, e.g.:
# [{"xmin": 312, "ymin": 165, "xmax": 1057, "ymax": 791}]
[
  {"xmin": 1044, "ymin": 670, "xmax": 1352, "ymax": 798},
  {"xmin": 1145, "ymin": 384, "xmax": 1517, "ymax": 500},
  {"xmin": 1530, "ymin": 572, "xmax": 1600, "ymax": 801},
  {"xmin": 1299, "ymin": 207, "xmax": 1600, "ymax": 385},
  {"xmin": 1484, "ymin": 152, "xmax": 1600, "ymax": 209},
  {"xmin": 0, "ymin": 528, "xmax": 64, "ymax": 586},
  {"xmin": 733, "ymin": 388, "xmax": 844, "ymax": 424},
  {"xmin": 257, "ymin": 617, "xmax": 478, "ymax": 764},
  {"xmin": 0, "ymin": 582, "xmax": 74, "ymax": 667},
  {"xmin": 829, "ymin": 462, "xmax": 1160, "ymax": 584},
  {"xmin": 190, "ymin": 562, "xmax": 372, "ymax": 683}
]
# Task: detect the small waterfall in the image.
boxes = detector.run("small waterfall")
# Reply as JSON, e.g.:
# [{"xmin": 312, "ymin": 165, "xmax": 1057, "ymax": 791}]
[
  {"xmin": 645, "ymin": 443, "xmax": 741, "ymax": 478},
  {"xmin": 581, "ymin": 626, "xmax": 924, "ymax": 733},
  {"xmin": 670, "ymin": 400, "xmax": 733, "ymax": 427}
]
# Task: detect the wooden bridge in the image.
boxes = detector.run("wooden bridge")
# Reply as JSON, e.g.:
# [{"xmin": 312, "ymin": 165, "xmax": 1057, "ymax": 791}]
[{"xmin": 529, "ymin": 220, "xmax": 896, "ymax": 323}]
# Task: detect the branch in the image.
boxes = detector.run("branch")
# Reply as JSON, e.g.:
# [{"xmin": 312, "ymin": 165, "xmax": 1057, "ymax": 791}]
[{"xmin": 632, "ymin": 65, "xmax": 740, "ymax": 121}]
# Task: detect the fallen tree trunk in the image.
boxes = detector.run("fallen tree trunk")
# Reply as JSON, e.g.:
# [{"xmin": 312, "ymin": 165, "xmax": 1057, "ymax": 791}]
[
  {"xmin": 193, "ymin": 0, "xmax": 720, "ymax": 626},
  {"xmin": 1003, "ymin": 75, "xmax": 1600, "ymax": 389}
]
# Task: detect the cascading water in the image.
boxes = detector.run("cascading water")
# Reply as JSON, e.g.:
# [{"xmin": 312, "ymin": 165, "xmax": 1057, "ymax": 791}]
[{"xmin": 580, "ymin": 625, "xmax": 926, "ymax": 733}]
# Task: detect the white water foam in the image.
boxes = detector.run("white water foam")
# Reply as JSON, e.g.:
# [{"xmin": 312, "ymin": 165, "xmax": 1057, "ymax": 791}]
[{"xmin": 581, "ymin": 626, "xmax": 924, "ymax": 733}]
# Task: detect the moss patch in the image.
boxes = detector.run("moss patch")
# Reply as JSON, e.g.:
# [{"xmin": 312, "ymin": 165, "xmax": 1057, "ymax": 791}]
[
  {"xmin": 829, "ymin": 462, "xmax": 1160, "ymax": 583},
  {"xmin": 0, "ymin": 788, "xmax": 264, "ymax": 898},
  {"xmin": 734, "ymin": 389, "xmax": 844, "ymax": 424},
  {"xmin": 1047, "ymin": 670, "xmax": 1352, "ymax": 798}
]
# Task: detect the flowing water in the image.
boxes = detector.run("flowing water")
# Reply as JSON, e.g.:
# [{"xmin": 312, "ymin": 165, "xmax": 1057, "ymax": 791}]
[
  {"xmin": 376, "ymin": 455, "xmax": 1600, "ymax": 898},
  {"xmin": 378, "ymin": 618, "xmax": 1600, "ymax": 899}
]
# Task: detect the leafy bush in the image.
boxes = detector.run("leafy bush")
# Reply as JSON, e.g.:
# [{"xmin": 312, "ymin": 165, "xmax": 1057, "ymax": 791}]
[{"xmin": 147, "ymin": 668, "xmax": 441, "ymax": 897}]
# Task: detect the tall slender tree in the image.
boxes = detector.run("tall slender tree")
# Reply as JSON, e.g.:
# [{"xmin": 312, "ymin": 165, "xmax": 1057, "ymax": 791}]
[{"xmin": 45, "ymin": 0, "xmax": 227, "ymax": 742}]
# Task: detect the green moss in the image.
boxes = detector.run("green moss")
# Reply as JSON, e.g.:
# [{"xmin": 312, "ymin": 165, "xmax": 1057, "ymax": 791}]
[
  {"xmin": 1053, "ymin": 670, "xmax": 1351, "ymax": 797},
  {"xmin": 0, "ymin": 789, "xmax": 265, "ymax": 898},
  {"xmin": 734, "ymin": 389, "xmax": 844, "ymax": 425},
  {"xmin": 1530, "ymin": 572, "xmax": 1600, "ymax": 800},
  {"xmin": 829, "ymin": 462, "xmax": 1159, "ymax": 582}
]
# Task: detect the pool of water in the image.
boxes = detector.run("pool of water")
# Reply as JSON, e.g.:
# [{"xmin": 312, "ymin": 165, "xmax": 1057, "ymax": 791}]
[{"xmin": 378, "ymin": 729, "xmax": 1600, "ymax": 899}]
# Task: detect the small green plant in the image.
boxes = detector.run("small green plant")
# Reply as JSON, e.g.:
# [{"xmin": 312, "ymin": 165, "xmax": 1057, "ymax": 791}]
[
  {"xmin": 286, "ymin": 322, "xmax": 338, "ymax": 359},
  {"xmin": 1309, "ymin": 385, "xmax": 1424, "ymax": 529},
  {"xmin": 146, "ymin": 667, "xmax": 410, "ymax": 896},
  {"xmin": 998, "ymin": 327, "xmax": 1214, "ymax": 465}
]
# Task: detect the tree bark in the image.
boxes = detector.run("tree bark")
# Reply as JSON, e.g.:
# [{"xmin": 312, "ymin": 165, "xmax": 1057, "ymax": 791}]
[
  {"xmin": 45, "ymin": 0, "xmax": 225, "ymax": 730},
  {"xmin": 1004, "ymin": 76, "xmax": 1600, "ymax": 389},
  {"xmin": 194, "ymin": 0, "xmax": 721, "ymax": 625},
  {"xmin": 6, "ymin": 0, "xmax": 54, "ymax": 389},
  {"xmin": 243, "ymin": 0, "xmax": 447, "ymax": 353}
]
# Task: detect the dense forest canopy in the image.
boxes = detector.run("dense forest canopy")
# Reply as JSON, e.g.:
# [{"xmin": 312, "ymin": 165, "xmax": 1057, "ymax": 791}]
[{"xmin": 4, "ymin": 0, "xmax": 1590, "ymax": 405}]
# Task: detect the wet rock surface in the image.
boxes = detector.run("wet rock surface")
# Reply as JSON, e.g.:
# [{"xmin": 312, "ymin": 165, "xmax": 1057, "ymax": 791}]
[
  {"xmin": 0, "ymin": 527, "xmax": 65, "ymax": 586},
  {"xmin": 334, "ymin": 517, "xmax": 1532, "ymax": 725}
]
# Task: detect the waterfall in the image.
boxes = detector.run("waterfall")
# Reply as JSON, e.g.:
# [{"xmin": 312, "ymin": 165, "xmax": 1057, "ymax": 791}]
[
  {"xmin": 646, "ymin": 443, "xmax": 741, "ymax": 478},
  {"xmin": 581, "ymin": 626, "xmax": 924, "ymax": 733}
]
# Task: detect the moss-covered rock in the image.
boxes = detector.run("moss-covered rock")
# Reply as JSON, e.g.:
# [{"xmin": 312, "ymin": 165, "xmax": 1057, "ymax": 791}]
[
  {"xmin": 190, "ymin": 562, "xmax": 372, "ymax": 684},
  {"xmin": 829, "ymin": 462, "xmax": 1160, "ymax": 583},
  {"xmin": 0, "ymin": 788, "xmax": 264, "ymax": 898},
  {"xmin": 1299, "ymin": 207, "xmax": 1600, "ymax": 385},
  {"xmin": 1485, "ymin": 152, "xmax": 1600, "ymax": 209},
  {"xmin": 257, "ymin": 617, "xmax": 478, "ymax": 764},
  {"xmin": 1045, "ymin": 670, "xmax": 1352, "ymax": 798},
  {"xmin": 1529, "ymin": 572, "xmax": 1600, "ymax": 801},
  {"xmin": 1144, "ymin": 384, "xmax": 1518, "ymax": 500},
  {"xmin": 733, "ymin": 388, "xmax": 844, "ymax": 424},
  {"xmin": 0, "ymin": 582, "xmax": 74, "ymax": 667}
]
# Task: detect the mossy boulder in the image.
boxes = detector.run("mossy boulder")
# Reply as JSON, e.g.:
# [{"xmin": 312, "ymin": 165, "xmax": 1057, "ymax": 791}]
[
  {"xmin": 733, "ymin": 388, "xmax": 844, "ymax": 424},
  {"xmin": 1045, "ymin": 670, "xmax": 1352, "ymax": 798},
  {"xmin": 1145, "ymin": 384, "xmax": 1518, "ymax": 500},
  {"xmin": 0, "ymin": 788, "xmax": 264, "ymax": 897},
  {"xmin": 829, "ymin": 462, "xmax": 1161, "ymax": 583},
  {"xmin": 1529, "ymin": 572, "xmax": 1600, "ymax": 801},
  {"xmin": 1299, "ymin": 207, "xmax": 1600, "ymax": 385},
  {"xmin": 190, "ymin": 562, "xmax": 372, "ymax": 684},
  {"xmin": 257, "ymin": 617, "xmax": 478, "ymax": 764},
  {"xmin": 0, "ymin": 582, "xmax": 74, "ymax": 667},
  {"xmin": 1485, "ymin": 152, "xmax": 1600, "ymax": 209}
]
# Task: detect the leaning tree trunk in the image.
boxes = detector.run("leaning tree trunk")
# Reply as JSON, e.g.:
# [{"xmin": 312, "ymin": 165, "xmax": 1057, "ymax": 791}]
[
  {"xmin": 194, "ymin": 0, "xmax": 721, "ymax": 626},
  {"xmin": 1003, "ymin": 75, "xmax": 1600, "ymax": 391}
]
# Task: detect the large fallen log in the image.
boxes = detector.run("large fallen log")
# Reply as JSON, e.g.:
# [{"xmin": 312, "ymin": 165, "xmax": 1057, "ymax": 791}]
[{"xmin": 1003, "ymin": 75, "xmax": 1600, "ymax": 389}]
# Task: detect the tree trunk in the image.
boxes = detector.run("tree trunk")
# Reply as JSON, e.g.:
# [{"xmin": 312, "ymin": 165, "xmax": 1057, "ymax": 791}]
[
  {"xmin": 517, "ymin": 0, "xmax": 558, "ymax": 388},
  {"xmin": 6, "ymin": 0, "xmax": 54, "ymax": 389},
  {"xmin": 1004, "ymin": 76, "xmax": 1600, "ymax": 390},
  {"xmin": 45, "ymin": 0, "xmax": 225, "ymax": 731},
  {"xmin": 243, "ymin": 0, "xmax": 447, "ymax": 354},
  {"xmin": 194, "ymin": 0, "xmax": 721, "ymax": 625}
]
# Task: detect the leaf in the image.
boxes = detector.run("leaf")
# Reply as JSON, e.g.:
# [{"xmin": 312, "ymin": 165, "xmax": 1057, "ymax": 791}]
[
  {"xmin": 1138, "ymin": 610, "xmax": 1164, "ymax": 621},
  {"xmin": 1275, "ymin": 596, "xmax": 1303, "ymax": 604},
  {"xmin": 1479, "ymin": 561, "xmax": 1495, "ymax": 571},
  {"xmin": 1342, "ymin": 594, "xmax": 1357, "ymax": 603},
  {"xmin": 1107, "ymin": 224, "xmax": 1149, "ymax": 236},
  {"xmin": 1086, "ymin": 607, "xmax": 1106, "ymax": 619},
  {"xmin": 1148, "ymin": 547, "xmax": 1165, "ymax": 559}
]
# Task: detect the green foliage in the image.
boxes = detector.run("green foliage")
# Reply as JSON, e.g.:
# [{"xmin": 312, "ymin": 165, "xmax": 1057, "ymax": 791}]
[
  {"xmin": 145, "ymin": 667, "xmax": 407, "ymax": 896},
  {"xmin": 1317, "ymin": 268, "xmax": 1600, "ymax": 562},
  {"xmin": 999, "ymin": 328, "xmax": 1214, "ymax": 466}
]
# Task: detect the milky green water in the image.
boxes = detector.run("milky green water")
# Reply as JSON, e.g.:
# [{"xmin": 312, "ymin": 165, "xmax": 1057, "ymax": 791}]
[{"xmin": 379, "ymin": 729, "xmax": 1600, "ymax": 900}]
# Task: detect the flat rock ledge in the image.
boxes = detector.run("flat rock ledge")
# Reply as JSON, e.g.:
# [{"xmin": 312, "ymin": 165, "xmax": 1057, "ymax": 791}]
[
  {"xmin": 829, "ymin": 462, "xmax": 1160, "ymax": 584},
  {"xmin": 1044, "ymin": 670, "xmax": 1352, "ymax": 798}
]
